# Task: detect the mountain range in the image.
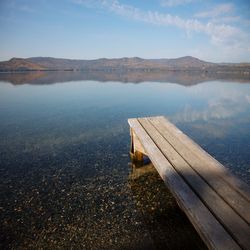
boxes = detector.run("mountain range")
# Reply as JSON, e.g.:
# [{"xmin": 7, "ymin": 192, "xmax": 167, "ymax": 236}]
[{"xmin": 0, "ymin": 56, "xmax": 250, "ymax": 74}]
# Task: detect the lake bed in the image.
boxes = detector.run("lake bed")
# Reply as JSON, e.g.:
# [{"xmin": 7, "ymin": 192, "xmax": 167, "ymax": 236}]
[{"xmin": 1, "ymin": 72, "xmax": 250, "ymax": 249}]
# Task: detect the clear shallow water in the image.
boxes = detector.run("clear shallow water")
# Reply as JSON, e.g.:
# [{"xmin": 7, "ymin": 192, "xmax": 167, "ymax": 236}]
[{"xmin": 0, "ymin": 74, "xmax": 250, "ymax": 249}]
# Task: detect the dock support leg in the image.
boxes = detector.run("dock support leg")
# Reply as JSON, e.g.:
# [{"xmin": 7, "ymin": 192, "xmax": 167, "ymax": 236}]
[
  {"xmin": 130, "ymin": 128, "xmax": 145, "ymax": 163},
  {"xmin": 133, "ymin": 151, "xmax": 144, "ymax": 162}
]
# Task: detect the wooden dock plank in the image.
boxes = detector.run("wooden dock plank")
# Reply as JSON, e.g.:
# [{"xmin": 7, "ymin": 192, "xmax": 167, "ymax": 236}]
[
  {"xmin": 128, "ymin": 118, "xmax": 240, "ymax": 250},
  {"xmin": 155, "ymin": 116, "xmax": 250, "ymax": 203},
  {"xmin": 138, "ymin": 118, "xmax": 250, "ymax": 249},
  {"xmin": 148, "ymin": 116, "xmax": 250, "ymax": 225}
]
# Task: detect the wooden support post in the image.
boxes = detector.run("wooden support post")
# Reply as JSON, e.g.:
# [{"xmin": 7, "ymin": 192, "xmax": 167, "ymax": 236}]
[
  {"xmin": 130, "ymin": 128, "xmax": 146, "ymax": 162},
  {"xmin": 134, "ymin": 151, "xmax": 144, "ymax": 162}
]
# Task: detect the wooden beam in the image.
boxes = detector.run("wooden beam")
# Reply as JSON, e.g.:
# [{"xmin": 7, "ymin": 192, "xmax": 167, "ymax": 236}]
[
  {"xmin": 148, "ymin": 117, "xmax": 250, "ymax": 225},
  {"xmin": 128, "ymin": 118, "xmax": 240, "ymax": 250},
  {"xmin": 155, "ymin": 116, "xmax": 250, "ymax": 203},
  {"xmin": 138, "ymin": 118, "xmax": 250, "ymax": 249}
]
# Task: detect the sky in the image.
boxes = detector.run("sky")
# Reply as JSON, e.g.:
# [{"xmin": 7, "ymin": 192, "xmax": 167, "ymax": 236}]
[{"xmin": 0, "ymin": 0, "xmax": 250, "ymax": 63}]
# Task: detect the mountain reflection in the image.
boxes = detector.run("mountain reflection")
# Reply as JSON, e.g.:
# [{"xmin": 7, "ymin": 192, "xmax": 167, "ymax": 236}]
[{"xmin": 0, "ymin": 70, "xmax": 250, "ymax": 86}]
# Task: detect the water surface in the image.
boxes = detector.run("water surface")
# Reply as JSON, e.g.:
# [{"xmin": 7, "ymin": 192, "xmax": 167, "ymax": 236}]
[{"xmin": 1, "ymin": 72, "xmax": 250, "ymax": 249}]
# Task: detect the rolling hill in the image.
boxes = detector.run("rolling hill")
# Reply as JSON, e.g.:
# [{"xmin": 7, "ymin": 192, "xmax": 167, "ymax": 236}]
[
  {"xmin": 0, "ymin": 58, "xmax": 46, "ymax": 71},
  {"xmin": 0, "ymin": 56, "xmax": 249, "ymax": 74}
]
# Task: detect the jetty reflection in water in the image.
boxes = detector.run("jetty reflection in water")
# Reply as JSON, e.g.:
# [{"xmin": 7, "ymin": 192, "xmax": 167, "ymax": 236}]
[{"xmin": 0, "ymin": 71, "xmax": 250, "ymax": 249}]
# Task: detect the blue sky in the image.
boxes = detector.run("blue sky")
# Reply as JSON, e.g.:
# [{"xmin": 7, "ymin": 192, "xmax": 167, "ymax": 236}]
[{"xmin": 0, "ymin": 0, "xmax": 250, "ymax": 62}]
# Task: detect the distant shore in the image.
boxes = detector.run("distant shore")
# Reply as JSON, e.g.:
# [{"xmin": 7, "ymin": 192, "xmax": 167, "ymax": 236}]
[{"xmin": 1, "ymin": 56, "xmax": 250, "ymax": 74}]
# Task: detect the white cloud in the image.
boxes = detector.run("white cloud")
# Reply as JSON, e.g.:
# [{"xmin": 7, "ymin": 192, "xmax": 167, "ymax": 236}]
[
  {"xmin": 209, "ymin": 15, "xmax": 241, "ymax": 24},
  {"xmin": 161, "ymin": 0, "xmax": 195, "ymax": 7},
  {"xmin": 105, "ymin": 1, "xmax": 244, "ymax": 47},
  {"xmin": 74, "ymin": 0, "xmax": 250, "ymax": 58},
  {"xmin": 161, "ymin": 0, "xmax": 196, "ymax": 7},
  {"xmin": 195, "ymin": 3, "xmax": 234, "ymax": 18}
]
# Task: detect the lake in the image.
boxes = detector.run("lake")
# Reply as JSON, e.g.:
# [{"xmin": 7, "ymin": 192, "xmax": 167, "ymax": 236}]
[{"xmin": 1, "ymin": 72, "xmax": 250, "ymax": 249}]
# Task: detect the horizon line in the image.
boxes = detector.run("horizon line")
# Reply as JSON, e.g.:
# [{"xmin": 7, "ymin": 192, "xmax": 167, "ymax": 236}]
[{"xmin": 2, "ymin": 55, "xmax": 250, "ymax": 64}]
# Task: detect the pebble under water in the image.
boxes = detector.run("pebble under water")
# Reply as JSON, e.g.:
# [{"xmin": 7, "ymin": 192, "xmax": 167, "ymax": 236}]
[
  {"xmin": 0, "ymin": 133, "xmax": 206, "ymax": 249},
  {"xmin": 1, "ymin": 76, "xmax": 250, "ymax": 249}
]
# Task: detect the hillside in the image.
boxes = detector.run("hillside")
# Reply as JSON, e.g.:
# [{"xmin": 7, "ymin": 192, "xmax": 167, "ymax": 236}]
[
  {"xmin": 26, "ymin": 56, "xmax": 214, "ymax": 70},
  {"xmin": 0, "ymin": 58, "xmax": 46, "ymax": 71},
  {"xmin": 0, "ymin": 56, "xmax": 250, "ymax": 73}
]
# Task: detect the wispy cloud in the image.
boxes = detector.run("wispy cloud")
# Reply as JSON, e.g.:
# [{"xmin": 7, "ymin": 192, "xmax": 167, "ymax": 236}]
[
  {"xmin": 195, "ymin": 3, "xmax": 234, "ymax": 18},
  {"xmin": 160, "ymin": 0, "xmax": 196, "ymax": 7},
  {"xmin": 74, "ymin": 0, "xmax": 250, "ymax": 55},
  {"xmin": 209, "ymin": 15, "xmax": 241, "ymax": 24}
]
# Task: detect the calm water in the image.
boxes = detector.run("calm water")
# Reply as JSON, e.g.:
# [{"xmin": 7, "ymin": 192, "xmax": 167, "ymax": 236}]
[{"xmin": 1, "ymin": 72, "xmax": 250, "ymax": 249}]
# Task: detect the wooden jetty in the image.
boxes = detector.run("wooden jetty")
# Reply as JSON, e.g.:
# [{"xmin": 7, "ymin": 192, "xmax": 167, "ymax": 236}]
[{"xmin": 128, "ymin": 116, "xmax": 250, "ymax": 250}]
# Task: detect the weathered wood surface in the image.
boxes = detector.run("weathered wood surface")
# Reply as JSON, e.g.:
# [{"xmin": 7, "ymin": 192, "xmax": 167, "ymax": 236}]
[
  {"xmin": 147, "ymin": 117, "xmax": 250, "ymax": 224},
  {"xmin": 128, "ymin": 116, "xmax": 250, "ymax": 250}
]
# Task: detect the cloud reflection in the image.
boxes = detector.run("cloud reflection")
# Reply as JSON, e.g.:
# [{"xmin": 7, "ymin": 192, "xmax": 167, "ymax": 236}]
[{"xmin": 172, "ymin": 82, "xmax": 250, "ymax": 124}]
